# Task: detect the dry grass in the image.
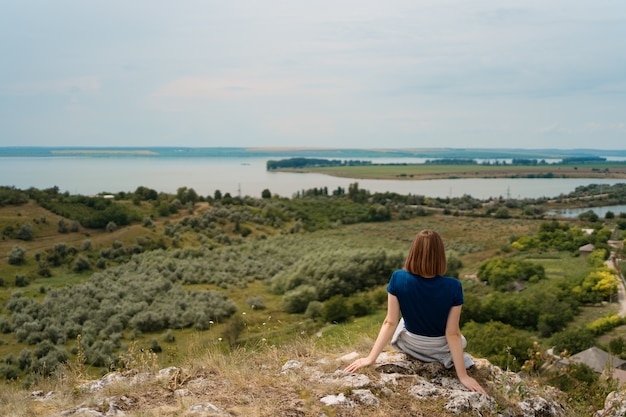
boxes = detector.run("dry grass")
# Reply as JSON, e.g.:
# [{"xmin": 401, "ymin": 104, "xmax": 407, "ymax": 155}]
[{"xmin": 0, "ymin": 334, "xmax": 503, "ymax": 417}]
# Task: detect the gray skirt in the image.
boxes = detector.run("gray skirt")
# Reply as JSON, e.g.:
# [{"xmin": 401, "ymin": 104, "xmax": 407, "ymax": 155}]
[{"xmin": 391, "ymin": 318, "xmax": 474, "ymax": 369}]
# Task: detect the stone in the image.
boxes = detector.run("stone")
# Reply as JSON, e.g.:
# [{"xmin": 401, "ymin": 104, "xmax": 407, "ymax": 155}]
[
  {"xmin": 351, "ymin": 389, "xmax": 380, "ymax": 406},
  {"xmin": 319, "ymin": 393, "xmax": 355, "ymax": 407},
  {"xmin": 188, "ymin": 402, "xmax": 232, "ymax": 416}
]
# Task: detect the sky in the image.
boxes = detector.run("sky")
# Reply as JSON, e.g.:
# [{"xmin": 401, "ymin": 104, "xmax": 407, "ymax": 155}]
[{"xmin": 0, "ymin": 0, "xmax": 625, "ymax": 149}]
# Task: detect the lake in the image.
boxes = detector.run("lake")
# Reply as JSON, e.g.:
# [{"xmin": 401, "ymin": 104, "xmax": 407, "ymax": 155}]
[
  {"xmin": 1, "ymin": 156, "xmax": 625, "ymax": 200},
  {"xmin": 546, "ymin": 205, "xmax": 626, "ymax": 218}
]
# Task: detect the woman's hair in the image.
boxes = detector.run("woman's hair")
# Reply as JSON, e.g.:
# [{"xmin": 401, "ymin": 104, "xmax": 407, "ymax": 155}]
[{"xmin": 403, "ymin": 229, "xmax": 447, "ymax": 277}]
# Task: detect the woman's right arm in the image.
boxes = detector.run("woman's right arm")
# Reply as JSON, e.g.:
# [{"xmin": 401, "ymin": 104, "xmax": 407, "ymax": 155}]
[
  {"xmin": 343, "ymin": 293, "xmax": 401, "ymax": 373},
  {"xmin": 445, "ymin": 305, "xmax": 486, "ymax": 393}
]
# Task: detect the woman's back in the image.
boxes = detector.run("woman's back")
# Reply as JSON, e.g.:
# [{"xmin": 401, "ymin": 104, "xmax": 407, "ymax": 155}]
[{"xmin": 387, "ymin": 269, "xmax": 463, "ymax": 337}]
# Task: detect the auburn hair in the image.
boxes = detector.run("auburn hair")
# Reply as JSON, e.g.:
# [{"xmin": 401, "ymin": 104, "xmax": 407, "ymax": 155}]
[{"xmin": 403, "ymin": 229, "xmax": 447, "ymax": 277}]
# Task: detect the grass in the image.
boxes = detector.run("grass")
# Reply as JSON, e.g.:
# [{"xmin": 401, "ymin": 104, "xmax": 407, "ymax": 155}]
[
  {"xmin": 1, "ymin": 197, "xmax": 624, "ymax": 417},
  {"xmin": 283, "ymin": 162, "xmax": 626, "ymax": 180},
  {"xmin": 0, "ymin": 206, "xmax": 546, "ymax": 371}
]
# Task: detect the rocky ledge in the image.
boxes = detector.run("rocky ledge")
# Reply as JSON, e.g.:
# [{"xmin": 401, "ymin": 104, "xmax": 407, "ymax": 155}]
[{"xmin": 27, "ymin": 351, "xmax": 626, "ymax": 416}]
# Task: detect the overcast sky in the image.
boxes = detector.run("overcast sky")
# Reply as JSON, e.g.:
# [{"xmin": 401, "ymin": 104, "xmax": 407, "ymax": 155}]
[{"xmin": 1, "ymin": 1, "xmax": 625, "ymax": 149}]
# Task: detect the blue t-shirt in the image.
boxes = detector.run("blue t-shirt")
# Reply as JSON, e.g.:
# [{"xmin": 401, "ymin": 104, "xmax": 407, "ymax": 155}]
[{"xmin": 387, "ymin": 269, "xmax": 464, "ymax": 337}]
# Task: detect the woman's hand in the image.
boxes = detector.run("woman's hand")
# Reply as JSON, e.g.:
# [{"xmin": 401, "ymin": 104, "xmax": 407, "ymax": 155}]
[
  {"xmin": 458, "ymin": 375, "xmax": 486, "ymax": 393},
  {"xmin": 343, "ymin": 357, "xmax": 375, "ymax": 373}
]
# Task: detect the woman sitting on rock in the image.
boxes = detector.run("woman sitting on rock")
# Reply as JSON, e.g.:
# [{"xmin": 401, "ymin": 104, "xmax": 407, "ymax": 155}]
[{"xmin": 344, "ymin": 229, "xmax": 486, "ymax": 393}]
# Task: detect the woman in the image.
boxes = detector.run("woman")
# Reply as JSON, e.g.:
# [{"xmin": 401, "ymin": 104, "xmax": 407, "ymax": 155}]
[{"xmin": 344, "ymin": 229, "xmax": 486, "ymax": 393}]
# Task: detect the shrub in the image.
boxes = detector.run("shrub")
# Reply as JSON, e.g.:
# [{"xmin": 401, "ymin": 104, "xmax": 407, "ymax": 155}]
[
  {"xmin": 57, "ymin": 219, "xmax": 69, "ymax": 233},
  {"xmin": 322, "ymin": 295, "xmax": 352, "ymax": 323},
  {"xmin": 15, "ymin": 275, "xmax": 28, "ymax": 287},
  {"xmin": 161, "ymin": 330, "xmax": 175, "ymax": 343},
  {"xmin": 74, "ymin": 256, "xmax": 92, "ymax": 272},
  {"xmin": 350, "ymin": 294, "xmax": 375, "ymax": 317},
  {"xmin": 550, "ymin": 326, "xmax": 596, "ymax": 355},
  {"xmin": 304, "ymin": 301, "xmax": 324, "ymax": 319},
  {"xmin": 16, "ymin": 223, "xmax": 34, "ymax": 241},
  {"xmin": 246, "ymin": 296, "xmax": 266, "ymax": 310},
  {"xmin": 81, "ymin": 239, "xmax": 92, "ymax": 251},
  {"xmin": 282, "ymin": 285, "xmax": 318, "ymax": 314},
  {"xmin": 0, "ymin": 364, "xmax": 19, "ymax": 380},
  {"xmin": 70, "ymin": 221, "xmax": 80, "ymax": 232},
  {"xmin": 149, "ymin": 339, "xmax": 162, "ymax": 353},
  {"xmin": 7, "ymin": 245, "xmax": 26, "ymax": 265}
]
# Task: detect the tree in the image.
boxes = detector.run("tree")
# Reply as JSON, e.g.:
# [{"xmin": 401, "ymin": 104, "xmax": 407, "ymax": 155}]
[
  {"xmin": 462, "ymin": 320, "xmax": 534, "ymax": 372},
  {"xmin": 478, "ymin": 257, "xmax": 545, "ymax": 290},
  {"xmin": 261, "ymin": 189, "xmax": 272, "ymax": 199},
  {"xmin": 578, "ymin": 210, "xmax": 599, "ymax": 223},
  {"xmin": 494, "ymin": 208, "xmax": 510, "ymax": 219},
  {"xmin": 550, "ymin": 326, "xmax": 595, "ymax": 355}
]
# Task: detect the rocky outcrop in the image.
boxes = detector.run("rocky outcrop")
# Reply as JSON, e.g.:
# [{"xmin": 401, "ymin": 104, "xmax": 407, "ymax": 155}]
[{"xmin": 25, "ymin": 351, "xmax": 626, "ymax": 416}]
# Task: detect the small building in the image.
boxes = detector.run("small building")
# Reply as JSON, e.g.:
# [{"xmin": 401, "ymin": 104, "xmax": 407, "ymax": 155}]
[
  {"xmin": 558, "ymin": 346, "xmax": 626, "ymax": 388},
  {"xmin": 579, "ymin": 243, "xmax": 595, "ymax": 256},
  {"xmin": 562, "ymin": 346, "xmax": 626, "ymax": 373}
]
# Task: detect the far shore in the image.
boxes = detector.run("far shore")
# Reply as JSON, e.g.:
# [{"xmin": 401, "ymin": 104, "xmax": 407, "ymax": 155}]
[
  {"xmin": 274, "ymin": 163, "xmax": 626, "ymax": 181},
  {"xmin": 51, "ymin": 150, "xmax": 158, "ymax": 155}
]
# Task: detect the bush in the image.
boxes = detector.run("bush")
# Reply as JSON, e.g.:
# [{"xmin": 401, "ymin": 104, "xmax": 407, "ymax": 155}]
[
  {"xmin": 246, "ymin": 296, "xmax": 266, "ymax": 310},
  {"xmin": 149, "ymin": 339, "xmax": 162, "ymax": 353},
  {"xmin": 161, "ymin": 330, "xmax": 176, "ymax": 343},
  {"xmin": 57, "ymin": 219, "xmax": 69, "ymax": 233},
  {"xmin": 16, "ymin": 223, "xmax": 34, "ymax": 241},
  {"xmin": 74, "ymin": 256, "xmax": 92, "ymax": 272},
  {"xmin": 322, "ymin": 295, "xmax": 352, "ymax": 323},
  {"xmin": 550, "ymin": 326, "xmax": 596, "ymax": 355},
  {"xmin": 15, "ymin": 275, "xmax": 28, "ymax": 287},
  {"xmin": 350, "ymin": 294, "xmax": 375, "ymax": 317},
  {"xmin": 282, "ymin": 285, "xmax": 318, "ymax": 314},
  {"xmin": 304, "ymin": 301, "xmax": 324, "ymax": 319},
  {"xmin": 0, "ymin": 364, "xmax": 19, "ymax": 380},
  {"xmin": 462, "ymin": 320, "xmax": 534, "ymax": 372},
  {"xmin": 81, "ymin": 239, "xmax": 92, "ymax": 251},
  {"xmin": 7, "ymin": 245, "xmax": 26, "ymax": 265}
]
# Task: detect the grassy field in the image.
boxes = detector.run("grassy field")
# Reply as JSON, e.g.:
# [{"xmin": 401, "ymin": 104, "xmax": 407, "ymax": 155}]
[
  {"xmin": 279, "ymin": 162, "xmax": 626, "ymax": 180},
  {"xmin": 1, "ymin": 196, "xmax": 623, "ymax": 382}
]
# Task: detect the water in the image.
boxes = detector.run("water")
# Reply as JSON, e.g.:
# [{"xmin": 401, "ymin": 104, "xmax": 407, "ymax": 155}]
[
  {"xmin": 546, "ymin": 205, "xmax": 626, "ymax": 218},
  {"xmin": 1, "ymin": 156, "xmax": 624, "ymax": 200}
]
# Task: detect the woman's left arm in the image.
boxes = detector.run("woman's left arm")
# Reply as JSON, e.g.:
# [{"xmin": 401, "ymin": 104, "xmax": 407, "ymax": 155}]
[
  {"xmin": 445, "ymin": 305, "xmax": 486, "ymax": 393},
  {"xmin": 344, "ymin": 293, "xmax": 401, "ymax": 373}
]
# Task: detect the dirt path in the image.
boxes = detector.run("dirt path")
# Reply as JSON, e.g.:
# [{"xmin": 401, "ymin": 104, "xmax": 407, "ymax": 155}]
[{"xmin": 607, "ymin": 256, "xmax": 626, "ymax": 316}]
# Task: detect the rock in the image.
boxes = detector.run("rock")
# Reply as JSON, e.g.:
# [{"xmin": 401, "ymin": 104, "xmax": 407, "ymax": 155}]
[
  {"xmin": 319, "ymin": 393, "xmax": 355, "ymax": 407},
  {"xmin": 58, "ymin": 407, "xmax": 105, "ymax": 416},
  {"xmin": 281, "ymin": 359, "xmax": 303, "ymax": 374},
  {"xmin": 175, "ymin": 389, "xmax": 193, "ymax": 397},
  {"xmin": 518, "ymin": 397, "xmax": 566, "ymax": 417},
  {"xmin": 594, "ymin": 391, "xmax": 626, "ymax": 417},
  {"xmin": 335, "ymin": 352, "xmax": 359, "ymax": 363},
  {"xmin": 187, "ymin": 402, "xmax": 233, "ymax": 416},
  {"xmin": 444, "ymin": 391, "xmax": 496, "ymax": 415},
  {"xmin": 351, "ymin": 389, "xmax": 380, "ymax": 406}
]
